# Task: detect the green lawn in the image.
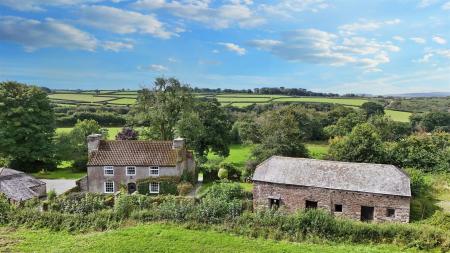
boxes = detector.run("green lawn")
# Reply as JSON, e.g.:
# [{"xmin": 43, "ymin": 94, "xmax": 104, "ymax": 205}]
[
  {"xmin": 385, "ymin": 110, "xmax": 412, "ymax": 122},
  {"xmin": 56, "ymin": 127, "xmax": 122, "ymax": 140},
  {"xmin": 32, "ymin": 161, "xmax": 85, "ymax": 179},
  {"xmin": 207, "ymin": 144, "xmax": 253, "ymax": 168},
  {"xmin": 306, "ymin": 141, "xmax": 330, "ymax": 159},
  {"xmin": 0, "ymin": 223, "xmax": 422, "ymax": 253},
  {"xmin": 273, "ymin": 97, "xmax": 368, "ymax": 106}
]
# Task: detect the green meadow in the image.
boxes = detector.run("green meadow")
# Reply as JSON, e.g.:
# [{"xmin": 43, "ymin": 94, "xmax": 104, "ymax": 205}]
[{"xmin": 0, "ymin": 223, "xmax": 420, "ymax": 253}]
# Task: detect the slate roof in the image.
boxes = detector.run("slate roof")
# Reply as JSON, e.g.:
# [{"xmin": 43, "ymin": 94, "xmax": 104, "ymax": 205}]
[
  {"xmin": 253, "ymin": 156, "xmax": 411, "ymax": 197},
  {"xmin": 0, "ymin": 168, "xmax": 46, "ymax": 201},
  {"xmin": 87, "ymin": 140, "xmax": 177, "ymax": 166}
]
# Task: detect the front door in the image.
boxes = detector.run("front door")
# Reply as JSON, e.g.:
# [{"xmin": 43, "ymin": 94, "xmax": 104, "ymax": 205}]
[
  {"xmin": 361, "ymin": 206, "xmax": 374, "ymax": 222},
  {"xmin": 127, "ymin": 183, "xmax": 136, "ymax": 194}
]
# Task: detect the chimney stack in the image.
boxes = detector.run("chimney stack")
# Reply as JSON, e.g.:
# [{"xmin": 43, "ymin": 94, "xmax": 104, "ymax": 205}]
[
  {"xmin": 87, "ymin": 134, "xmax": 102, "ymax": 155},
  {"xmin": 172, "ymin": 137, "xmax": 185, "ymax": 150}
]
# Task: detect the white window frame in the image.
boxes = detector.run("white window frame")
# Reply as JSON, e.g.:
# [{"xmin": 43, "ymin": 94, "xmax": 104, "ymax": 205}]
[
  {"xmin": 149, "ymin": 166, "xmax": 159, "ymax": 176},
  {"xmin": 104, "ymin": 181, "xmax": 114, "ymax": 193},
  {"xmin": 149, "ymin": 182, "xmax": 160, "ymax": 194},
  {"xmin": 126, "ymin": 166, "xmax": 136, "ymax": 176},
  {"xmin": 104, "ymin": 166, "xmax": 114, "ymax": 176}
]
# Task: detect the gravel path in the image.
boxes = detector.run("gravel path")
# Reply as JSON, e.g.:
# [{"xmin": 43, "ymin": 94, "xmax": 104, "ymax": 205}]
[{"xmin": 42, "ymin": 179, "xmax": 77, "ymax": 195}]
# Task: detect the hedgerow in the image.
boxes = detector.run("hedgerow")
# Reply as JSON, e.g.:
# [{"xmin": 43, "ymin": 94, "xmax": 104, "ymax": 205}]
[{"xmin": 0, "ymin": 185, "xmax": 448, "ymax": 251}]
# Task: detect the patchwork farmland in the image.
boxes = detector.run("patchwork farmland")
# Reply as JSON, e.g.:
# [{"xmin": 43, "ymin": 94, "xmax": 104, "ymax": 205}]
[{"xmin": 49, "ymin": 90, "xmax": 412, "ymax": 122}]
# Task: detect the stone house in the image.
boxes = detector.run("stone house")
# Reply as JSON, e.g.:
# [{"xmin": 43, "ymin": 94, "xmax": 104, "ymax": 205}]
[
  {"xmin": 84, "ymin": 134, "xmax": 195, "ymax": 194},
  {"xmin": 0, "ymin": 167, "xmax": 46, "ymax": 203},
  {"xmin": 252, "ymin": 156, "xmax": 411, "ymax": 223}
]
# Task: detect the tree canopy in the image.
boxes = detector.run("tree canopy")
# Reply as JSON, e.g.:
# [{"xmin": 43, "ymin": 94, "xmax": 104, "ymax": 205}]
[{"xmin": 0, "ymin": 81, "xmax": 55, "ymax": 172}]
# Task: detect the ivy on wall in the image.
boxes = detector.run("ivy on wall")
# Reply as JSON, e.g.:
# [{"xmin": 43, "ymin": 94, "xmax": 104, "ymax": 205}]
[{"xmin": 136, "ymin": 176, "xmax": 180, "ymax": 195}]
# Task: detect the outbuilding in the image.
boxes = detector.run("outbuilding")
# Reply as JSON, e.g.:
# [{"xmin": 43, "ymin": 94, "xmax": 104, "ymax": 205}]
[{"xmin": 252, "ymin": 156, "xmax": 411, "ymax": 223}]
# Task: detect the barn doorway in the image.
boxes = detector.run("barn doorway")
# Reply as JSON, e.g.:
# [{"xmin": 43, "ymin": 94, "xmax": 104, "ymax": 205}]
[
  {"xmin": 361, "ymin": 206, "xmax": 374, "ymax": 222},
  {"xmin": 127, "ymin": 183, "xmax": 136, "ymax": 194}
]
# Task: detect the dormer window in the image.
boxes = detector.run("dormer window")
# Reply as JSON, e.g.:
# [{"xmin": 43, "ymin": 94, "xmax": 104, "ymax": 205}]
[
  {"xmin": 126, "ymin": 166, "xmax": 136, "ymax": 176},
  {"xmin": 149, "ymin": 166, "xmax": 159, "ymax": 176},
  {"xmin": 104, "ymin": 166, "xmax": 114, "ymax": 176}
]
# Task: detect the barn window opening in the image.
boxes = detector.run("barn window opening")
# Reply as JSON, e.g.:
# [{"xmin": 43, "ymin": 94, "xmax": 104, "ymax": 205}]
[
  {"xmin": 269, "ymin": 198, "xmax": 280, "ymax": 209},
  {"xmin": 386, "ymin": 208, "xmax": 395, "ymax": 217},
  {"xmin": 305, "ymin": 200, "xmax": 318, "ymax": 209},
  {"xmin": 334, "ymin": 204, "xmax": 343, "ymax": 212}
]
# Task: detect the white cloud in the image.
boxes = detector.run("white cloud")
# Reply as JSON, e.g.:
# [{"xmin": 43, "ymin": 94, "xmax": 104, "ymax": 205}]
[
  {"xmin": 0, "ymin": 16, "xmax": 97, "ymax": 52},
  {"xmin": 218, "ymin": 42, "xmax": 246, "ymax": 55},
  {"xmin": 149, "ymin": 64, "xmax": 169, "ymax": 72},
  {"xmin": 410, "ymin": 37, "xmax": 427, "ymax": 44},
  {"xmin": 133, "ymin": 0, "xmax": 265, "ymax": 29},
  {"xmin": 249, "ymin": 29, "xmax": 399, "ymax": 71},
  {"xmin": 168, "ymin": 57, "xmax": 178, "ymax": 63},
  {"xmin": 338, "ymin": 19, "xmax": 401, "ymax": 35},
  {"xmin": 0, "ymin": 0, "xmax": 104, "ymax": 11},
  {"xmin": 418, "ymin": 0, "xmax": 439, "ymax": 8},
  {"xmin": 79, "ymin": 5, "xmax": 174, "ymax": 39},
  {"xmin": 393, "ymin": 36, "xmax": 405, "ymax": 42},
  {"xmin": 432, "ymin": 35, "xmax": 447, "ymax": 44},
  {"xmin": 443, "ymin": 1, "xmax": 450, "ymax": 10},
  {"xmin": 102, "ymin": 41, "xmax": 134, "ymax": 52},
  {"xmin": 259, "ymin": 0, "xmax": 329, "ymax": 18}
]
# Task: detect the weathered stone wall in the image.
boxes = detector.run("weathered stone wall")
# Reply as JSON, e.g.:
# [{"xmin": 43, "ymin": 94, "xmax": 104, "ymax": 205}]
[
  {"xmin": 76, "ymin": 176, "xmax": 89, "ymax": 192},
  {"xmin": 253, "ymin": 181, "xmax": 410, "ymax": 223}
]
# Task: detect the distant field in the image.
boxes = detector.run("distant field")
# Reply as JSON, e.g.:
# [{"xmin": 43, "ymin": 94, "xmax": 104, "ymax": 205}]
[
  {"xmin": 215, "ymin": 97, "xmax": 272, "ymax": 103},
  {"xmin": 385, "ymin": 110, "xmax": 411, "ymax": 122},
  {"xmin": 50, "ymin": 90, "xmax": 411, "ymax": 122},
  {"xmin": 0, "ymin": 223, "xmax": 415, "ymax": 253},
  {"xmin": 273, "ymin": 97, "xmax": 368, "ymax": 106},
  {"xmin": 108, "ymin": 98, "xmax": 136, "ymax": 105},
  {"xmin": 49, "ymin": 94, "xmax": 114, "ymax": 103}
]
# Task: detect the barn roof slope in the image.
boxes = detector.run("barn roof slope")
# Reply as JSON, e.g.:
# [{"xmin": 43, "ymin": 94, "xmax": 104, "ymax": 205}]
[
  {"xmin": 252, "ymin": 156, "xmax": 411, "ymax": 197},
  {"xmin": 0, "ymin": 168, "xmax": 46, "ymax": 201}
]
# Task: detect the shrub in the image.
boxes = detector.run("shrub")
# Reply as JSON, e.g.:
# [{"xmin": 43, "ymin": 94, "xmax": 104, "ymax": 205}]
[
  {"xmin": 218, "ymin": 168, "xmax": 228, "ymax": 179},
  {"xmin": 0, "ymin": 194, "xmax": 11, "ymax": 224},
  {"xmin": 203, "ymin": 182, "xmax": 244, "ymax": 201},
  {"xmin": 49, "ymin": 193, "xmax": 108, "ymax": 215},
  {"xmin": 177, "ymin": 182, "xmax": 194, "ymax": 196}
]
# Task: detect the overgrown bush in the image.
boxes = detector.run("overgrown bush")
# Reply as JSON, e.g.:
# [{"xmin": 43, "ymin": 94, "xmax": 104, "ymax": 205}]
[
  {"xmin": 177, "ymin": 182, "xmax": 194, "ymax": 196},
  {"xmin": 0, "ymin": 194, "xmax": 10, "ymax": 224},
  {"xmin": 48, "ymin": 193, "xmax": 109, "ymax": 215}
]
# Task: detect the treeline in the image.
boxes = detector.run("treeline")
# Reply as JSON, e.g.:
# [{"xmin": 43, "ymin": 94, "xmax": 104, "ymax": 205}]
[
  {"xmin": 372, "ymin": 97, "xmax": 450, "ymax": 113},
  {"xmin": 192, "ymin": 87, "xmax": 339, "ymax": 97}
]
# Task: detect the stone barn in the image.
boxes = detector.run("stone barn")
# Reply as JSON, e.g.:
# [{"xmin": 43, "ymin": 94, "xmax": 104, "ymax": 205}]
[{"xmin": 252, "ymin": 156, "xmax": 411, "ymax": 223}]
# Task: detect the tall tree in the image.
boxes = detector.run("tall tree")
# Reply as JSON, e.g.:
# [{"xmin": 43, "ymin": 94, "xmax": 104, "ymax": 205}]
[
  {"xmin": 361, "ymin": 102, "xmax": 385, "ymax": 118},
  {"xmin": 251, "ymin": 106, "xmax": 309, "ymax": 163},
  {"xmin": 176, "ymin": 99, "xmax": 232, "ymax": 161},
  {"xmin": 130, "ymin": 78, "xmax": 194, "ymax": 140},
  {"xmin": 328, "ymin": 123, "xmax": 386, "ymax": 163},
  {"xmin": 55, "ymin": 119, "xmax": 105, "ymax": 171},
  {"xmin": 0, "ymin": 81, "xmax": 55, "ymax": 172}
]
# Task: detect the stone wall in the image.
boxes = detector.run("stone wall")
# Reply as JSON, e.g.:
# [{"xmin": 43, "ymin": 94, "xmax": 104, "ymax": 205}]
[{"xmin": 253, "ymin": 181, "xmax": 410, "ymax": 223}]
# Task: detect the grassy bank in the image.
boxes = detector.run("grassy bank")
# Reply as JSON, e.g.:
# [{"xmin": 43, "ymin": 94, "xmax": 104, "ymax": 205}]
[{"xmin": 0, "ymin": 223, "xmax": 423, "ymax": 253}]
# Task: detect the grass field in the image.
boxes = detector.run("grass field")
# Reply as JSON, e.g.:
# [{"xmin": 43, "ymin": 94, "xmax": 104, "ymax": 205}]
[
  {"xmin": 385, "ymin": 110, "xmax": 412, "ymax": 122},
  {"xmin": 0, "ymin": 223, "xmax": 421, "ymax": 253},
  {"xmin": 49, "ymin": 91, "xmax": 412, "ymax": 122},
  {"xmin": 49, "ymin": 94, "xmax": 114, "ymax": 103},
  {"xmin": 207, "ymin": 144, "xmax": 253, "ymax": 168},
  {"xmin": 56, "ymin": 127, "xmax": 121, "ymax": 140},
  {"xmin": 273, "ymin": 97, "xmax": 368, "ymax": 106},
  {"xmin": 305, "ymin": 141, "xmax": 330, "ymax": 159},
  {"xmin": 32, "ymin": 161, "xmax": 85, "ymax": 179}
]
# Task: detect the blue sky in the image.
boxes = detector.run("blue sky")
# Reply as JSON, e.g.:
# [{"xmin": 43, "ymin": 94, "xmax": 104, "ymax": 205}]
[{"xmin": 0, "ymin": 0, "xmax": 449, "ymax": 94}]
